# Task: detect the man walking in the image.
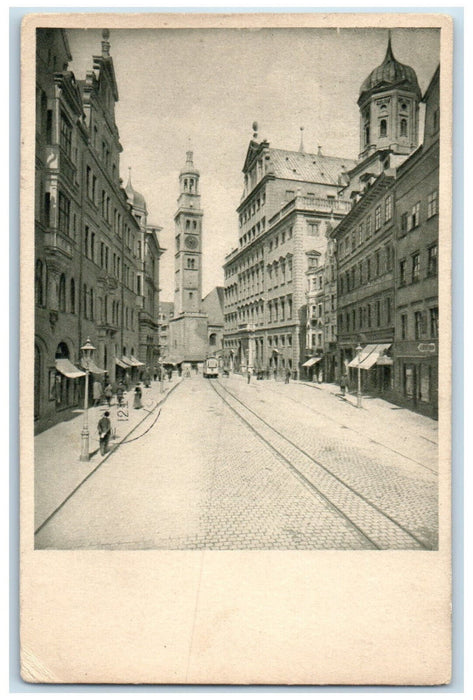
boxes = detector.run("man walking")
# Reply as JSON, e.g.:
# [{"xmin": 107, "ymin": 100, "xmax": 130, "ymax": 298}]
[
  {"xmin": 104, "ymin": 382, "xmax": 113, "ymax": 407},
  {"xmin": 97, "ymin": 411, "xmax": 112, "ymax": 456}
]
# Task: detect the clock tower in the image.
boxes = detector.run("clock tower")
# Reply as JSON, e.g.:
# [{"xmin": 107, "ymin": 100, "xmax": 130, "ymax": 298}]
[
  {"xmin": 168, "ymin": 150, "xmax": 209, "ymax": 366},
  {"xmin": 174, "ymin": 150, "xmax": 203, "ymax": 315}
]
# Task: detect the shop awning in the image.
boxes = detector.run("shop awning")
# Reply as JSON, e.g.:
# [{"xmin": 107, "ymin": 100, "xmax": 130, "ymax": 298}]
[
  {"xmin": 55, "ymin": 358, "xmax": 85, "ymax": 379},
  {"xmin": 115, "ymin": 357, "xmax": 129, "ymax": 369},
  {"xmin": 348, "ymin": 344, "xmax": 392, "ymax": 370},
  {"xmin": 82, "ymin": 359, "xmax": 105, "ymax": 374},
  {"xmin": 302, "ymin": 357, "xmax": 322, "ymax": 368},
  {"xmin": 121, "ymin": 356, "xmax": 135, "ymax": 367},
  {"xmin": 129, "ymin": 355, "xmax": 145, "ymax": 367}
]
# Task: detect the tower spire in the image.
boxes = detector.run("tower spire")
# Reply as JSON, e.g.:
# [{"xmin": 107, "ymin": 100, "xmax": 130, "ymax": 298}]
[
  {"xmin": 384, "ymin": 29, "xmax": 394, "ymax": 63},
  {"xmin": 299, "ymin": 126, "xmax": 305, "ymax": 153}
]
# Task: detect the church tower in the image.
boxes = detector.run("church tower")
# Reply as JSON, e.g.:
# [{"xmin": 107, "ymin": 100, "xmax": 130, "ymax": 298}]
[
  {"xmin": 168, "ymin": 149, "xmax": 209, "ymax": 366},
  {"xmin": 174, "ymin": 151, "xmax": 203, "ymax": 315},
  {"xmin": 358, "ymin": 33, "xmax": 422, "ymax": 161}
]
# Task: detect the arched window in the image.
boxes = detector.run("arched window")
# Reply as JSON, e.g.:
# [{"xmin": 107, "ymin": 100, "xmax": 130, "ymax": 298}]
[
  {"xmin": 379, "ymin": 119, "xmax": 387, "ymax": 137},
  {"xmin": 35, "ymin": 260, "xmax": 44, "ymax": 307},
  {"xmin": 184, "ymin": 179, "xmax": 188, "ymax": 190},
  {"xmin": 400, "ymin": 118, "xmax": 407, "ymax": 137},
  {"xmin": 58, "ymin": 274, "xmax": 66, "ymax": 312},
  {"xmin": 209, "ymin": 333, "xmax": 217, "ymax": 347},
  {"xmin": 70, "ymin": 278, "xmax": 75, "ymax": 313}
]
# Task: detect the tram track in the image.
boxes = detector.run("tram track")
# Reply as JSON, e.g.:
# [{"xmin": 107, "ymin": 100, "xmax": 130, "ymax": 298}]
[
  {"xmin": 265, "ymin": 382, "xmax": 438, "ymax": 475},
  {"xmin": 210, "ymin": 379, "xmax": 433, "ymax": 550}
]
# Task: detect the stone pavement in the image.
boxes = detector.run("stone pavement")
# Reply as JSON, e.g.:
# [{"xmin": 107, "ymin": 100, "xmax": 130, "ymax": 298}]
[
  {"xmin": 35, "ymin": 375, "xmax": 438, "ymax": 550},
  {"xmin": 34, "ymin": 376, "xmax": 182, "ymax": 531}
]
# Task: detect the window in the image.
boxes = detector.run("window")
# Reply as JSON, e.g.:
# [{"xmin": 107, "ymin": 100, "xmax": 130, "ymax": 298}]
[
  {"xmin": 430, "ymin": 307, "xmax": 439, "ymax": 338},
  {"xmin": 58, "ymin": 192, "xmax": 70, "ymax": 235},
  {"xmin": 375, "ymin": 206, "xmax": 381, "ymax": 231},
  {"xmin": 367, "ymin": 304, "xmax": 371, "ymax": 328},
  {"xmin": 401, "ymin": 313, "xmax": 408, "ymax": 340},
  {"xmin": 84, "ymin": 227, "xmax": 89, "ymax": 258},
  {"xmin": 358, "ymin": 223, "xmax": 364, "ymax": 245},
  {"xmin": 427, "ymin": 244, "xmax": 438, "ymax": 277},
  {"xmin": 366, "ymin": 258, "xmax": 371, "ymax": 281},
  {"xmin": 89, "ymin": 288, "xmax": 94, "ymax": 320},
  {"xmin": 401, "ymin": 212, "xmax": 408, "ymax": 235},
  {"xmin": 376, "ymin": 299, "xmax": 381, "ymax": 326},
  {"xmin": 385, "ymin": 195, "xmax": 393, "ymax": 222},
  {"xmin": 379, "ymin": 119, "xmax": 387, "ymax": 137},
  {"xmin": 82, "ymin": 284, "xmax": 87, "ymax": 319},
  {"xmin": 308, "ymin": 222, "xmax": 319, "ymax": 236},
  {"xmin": 366, "ymin": 216, "xmax": 372, "ymax": 238},
  {"xmin": 399, "ymin": 259, "xmax": 406, "ymax": 286},
  {"xmin": 375, "ymin": 250, "xmax": 380, "ymax": 277},
  {"xmin": 414, "ymin": 311, "xmax": 423, "ymax": 340},
  {"xmin": 400, "ymin": 118, "xmax": 407, "ymax": 137},
  {"xmin": 35, "ymin": 260, "xmax": 44, "ymax": 307},
  {"xmin": 411, "ymin": 202, "xmax": 421, "ymax": 228},
  {"xmin": 412, "ymin": 253, "xmax": 420, "ymax": 282},
  {"xmin": 60, "ymin": 112, "xmax": 72, "ymax": 158},
  {"xmin": 386, "ymin": 297, "xmax": 392, "ymax": 324},
  {"xmin": 187, "ymin": 257, "xmax": 195, "ymax": 269},
  {"xmin": 70, "ymin": 278, "xmax": 75, "ymax": 313},
  {"xmin": 427, "ymin": 190, "xmax": 438, "ymax": 218},
  {"xmin": 385, "ymin": 245, "xmax": 393, "ymax": 271}
]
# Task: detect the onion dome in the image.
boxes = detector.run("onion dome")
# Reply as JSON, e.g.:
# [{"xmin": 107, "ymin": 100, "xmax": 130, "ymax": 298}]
[
  {"xmin": 125, "ymin": 168, "xmax": 147, "ymax": 212},
  {"xmin": 358, "ymin": 34, "xmax": 421, "ymax": 105}
]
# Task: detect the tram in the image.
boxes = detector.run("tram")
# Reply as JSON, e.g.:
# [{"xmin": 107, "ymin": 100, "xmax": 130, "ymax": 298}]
[{"xmin": 203, "ymin": 357, "xmax": 219, "ymax": 379}]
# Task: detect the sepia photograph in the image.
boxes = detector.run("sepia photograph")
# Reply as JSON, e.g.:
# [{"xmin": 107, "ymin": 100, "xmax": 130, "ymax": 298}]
[
  {"xmin": 18, "ymin": 11, "xmax": 454, "ymax": 685},
  {"xmin": 30, "ymin": 21, "xmax": 444, "ymax": 552}
]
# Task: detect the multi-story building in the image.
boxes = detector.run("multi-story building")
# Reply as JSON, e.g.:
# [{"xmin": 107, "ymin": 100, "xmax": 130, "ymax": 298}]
[
  {"xmin": 392, "ymin": 67, "xmax": 439, "ymax": 417},
  {"xmin": 330, "ymin": 35, "xmax": 424, "ymax": 397},
  {"xmin": 157, "ymin": 301, "xmax": 174, "ymax": 360},
  {"xmin": 223, "ymin": 125, "xmax": 354, "ymax": 376},
  {"xmin": 303, "ymin": 250, "xmax": 324, "ymax": 381},
  {"xmin": 330, "ymin": 39, "xmax": 439, "ymax": 416},
  {"xmin": 125, "ymin": 170, "xmax": 165, "ymax": 371},
  {"xmin": 34, "ymin": 28, "xmax": 162, "ymax": 431}
]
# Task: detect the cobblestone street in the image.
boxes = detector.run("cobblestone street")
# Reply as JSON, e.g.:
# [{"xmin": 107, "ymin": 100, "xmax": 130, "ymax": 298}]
[{"xmin": 35, "ymin": 375, "xmax": 438, "ymax": 550}]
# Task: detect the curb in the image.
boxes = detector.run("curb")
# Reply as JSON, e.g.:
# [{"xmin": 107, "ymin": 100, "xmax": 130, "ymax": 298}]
[{"xmin": 34, "ymin": 379, "xmax": 183, "ymax": 536}]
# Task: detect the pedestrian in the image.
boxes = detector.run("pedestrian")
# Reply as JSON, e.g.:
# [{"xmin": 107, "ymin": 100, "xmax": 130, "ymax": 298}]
[
  {"xmin": 93, "ymin": 379, "xmax": 102, "ymax": 407},
  {"xmin": 133, "ymin": 383, "xmax": 143, "ymax": 409},
  {"xmin": 168, "ymin": 367, "xmax": 172, "ymax": 381},
  {"xmin": 273, "ymin": 368, "xmax": 277, "ymax": 381},
  {"xmin": 104, "ymin": 382, "xmax": 113, "ymax": 407},
  {"xmin": 124, "ymin": 372, "xmax": 130, "ymax": 391},
  {"xmin": 340, "ymin": 373, "xmax": 347, "ymax": 396},
  {"xmin": 285, "ymin": 368, "xmax": 291, "ymax": 384},
  {"xmin": 97, "ymin": 411, "xmax": 112, "ymax": 455},
  {"xmin": 247, "ymin": 368, "xmax": 251, "ymax": 384}
]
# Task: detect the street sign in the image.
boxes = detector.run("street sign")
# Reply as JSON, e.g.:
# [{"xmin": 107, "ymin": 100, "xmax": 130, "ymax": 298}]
[{"xmin": 417, "ymin": 343, "xmax": 436, "ymax": 353}]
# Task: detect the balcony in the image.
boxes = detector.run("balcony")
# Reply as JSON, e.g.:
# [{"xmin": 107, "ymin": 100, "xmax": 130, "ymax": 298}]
[
  {"xmin": 44, "ymin": 229, "xmax": 73, "ymax": 261},
  {"xmin": 269, "ymin": 195, "xmax": 351, "ymax": 226},
  {"xmin": 44, "ymin": 144, "xmax": 77, "ymax": 187},
  {"xmin": 97, "ymin": 272, "xmax": 119, "ymax": 292}
]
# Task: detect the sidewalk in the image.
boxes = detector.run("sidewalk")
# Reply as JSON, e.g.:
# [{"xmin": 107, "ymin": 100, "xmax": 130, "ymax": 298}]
[{"xmin": 35, "ymin": 376, "xmax": 183, "ymax": 531}]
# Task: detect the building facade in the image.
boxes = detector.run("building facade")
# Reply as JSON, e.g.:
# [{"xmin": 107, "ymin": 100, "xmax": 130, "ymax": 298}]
[
  {"xmin": 223, "ymin": 125, "xmax": 354, "ymax": 376},
  {"xmin": 34, "ymin": 29, "xmax": 162, "ymax": 431},
  {"xmin": 392, "ymin": 67, "xmax": 439, "ymax": 417},
  {"xmin": 330, "ymin": 39, "xmax": 439, "ymax": 416}
]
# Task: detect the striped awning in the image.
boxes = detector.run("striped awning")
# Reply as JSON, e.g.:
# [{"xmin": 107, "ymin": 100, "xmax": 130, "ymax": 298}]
[
  {"xmin": 55, "ymin": 358, "xmax": 85, "ymax": 379},
  {"xmin": 82, "ymin": 359, "xmax": 105, "ymax": 374},
  {"xmin": 348, "ymin": 344, "xmax": 392, "ymax": 370}
]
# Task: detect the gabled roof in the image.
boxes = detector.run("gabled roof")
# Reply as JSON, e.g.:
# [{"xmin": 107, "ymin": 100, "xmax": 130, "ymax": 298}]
[{"xmin": 268, "ymin": 149, "xmax": 356, "ymax": 186}]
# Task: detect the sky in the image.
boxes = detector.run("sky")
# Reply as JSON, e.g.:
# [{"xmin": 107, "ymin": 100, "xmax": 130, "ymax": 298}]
[{"xmin": 67, "ymin": 26, "xmax": 440, "ymax": 301}]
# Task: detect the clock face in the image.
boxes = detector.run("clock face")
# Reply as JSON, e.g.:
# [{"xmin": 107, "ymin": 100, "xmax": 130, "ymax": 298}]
[{"xmin": 185, "ymin": 235, "xmax": 198, "ymax": 250}]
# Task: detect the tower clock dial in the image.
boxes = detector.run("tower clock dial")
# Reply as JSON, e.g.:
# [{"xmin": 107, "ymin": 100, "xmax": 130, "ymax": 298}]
[{"xmin": 185, "ymin": 235, "xmax": 198, "ymax": 250}]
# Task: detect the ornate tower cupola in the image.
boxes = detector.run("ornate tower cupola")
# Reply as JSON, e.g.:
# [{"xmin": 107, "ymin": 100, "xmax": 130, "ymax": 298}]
[
  {"xmin": 358, "ymin": 32, "xmax": 422, "ymax": 161},
  {"xmin": 174, "ymin": 149, "xmax": 204, "ymax": 315}
]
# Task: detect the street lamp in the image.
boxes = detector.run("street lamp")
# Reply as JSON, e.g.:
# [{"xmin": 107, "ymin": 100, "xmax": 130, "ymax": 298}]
[
  {"xmin": 80, "ymin": 338, "xmax": 96, "ymax": 461},
  {"xmin": 356, "ymin": 343, "xmax": 362, "ymax": 409}
]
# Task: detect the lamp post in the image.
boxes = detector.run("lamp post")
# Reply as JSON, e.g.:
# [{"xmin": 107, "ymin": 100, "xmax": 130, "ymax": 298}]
[
  {"xmin": 356, "ymin": 343, "xmax": 362, "ymax": 409},
  {"xmin": 80, "ymin": 338, "xmax": 96, "ymax": 461}
]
